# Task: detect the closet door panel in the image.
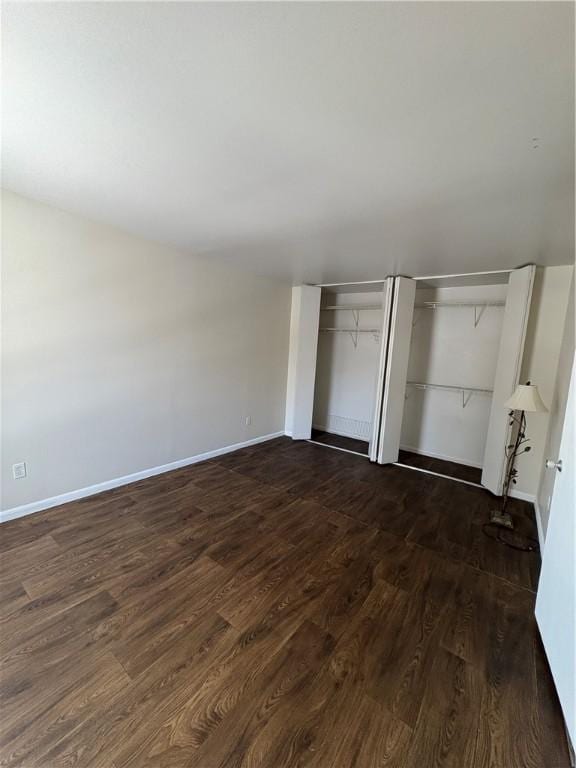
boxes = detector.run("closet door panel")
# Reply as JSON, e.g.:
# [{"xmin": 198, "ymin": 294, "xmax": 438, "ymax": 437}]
[
  {"xmin": 285, "ymin": 286, "xmax": 322, "ymax": 440},
  {"xmin": 369, "ymin": 279, "xmax": 394, "ymax": 461},
  {"xmin": 481, "ymin": 265, "xmax": 535, "ymax": 495},
  {"xmin": 377, "ymin": 277, "xmax": 416, "ymax": 464}
]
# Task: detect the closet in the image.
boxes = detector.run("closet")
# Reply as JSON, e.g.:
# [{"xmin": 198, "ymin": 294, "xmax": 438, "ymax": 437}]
[
  {"xmin": 398, "ymin": 274, "xmax": 509, "ymax": 483},
  {"xmin": 312, "ymin": 284, "xmax": 385, "ymax": 457},
  {"xmin": 284, "ymin": 266, "xmax": 535, "ymax": 497}
]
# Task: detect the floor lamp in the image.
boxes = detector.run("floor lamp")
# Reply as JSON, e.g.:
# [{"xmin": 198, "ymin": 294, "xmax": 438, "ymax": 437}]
[{"xmin": 490, "ymin": 382, "xmax": 548, "ymax": 532}]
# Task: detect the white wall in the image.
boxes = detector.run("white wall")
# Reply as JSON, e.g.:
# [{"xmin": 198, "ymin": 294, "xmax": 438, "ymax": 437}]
[
  {"xmin": 519, "ymin": 265, "xmax": 574, "ymax": 508},
  {"xmin": 1, "ymin": 191, "xmax": 292, "ymax": 513},
  {"xmin": 313, "ymin": 292, "xmax": 382, "ymax": 440},
  {"xmin": 400, "ymin": 284, "xmax": 507, "ymax": 467}
]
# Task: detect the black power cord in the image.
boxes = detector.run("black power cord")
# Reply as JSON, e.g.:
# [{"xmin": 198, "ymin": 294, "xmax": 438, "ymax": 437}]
[{"xmin": 482, "ymin": 522, "xmax": 540, "ymax": 553}]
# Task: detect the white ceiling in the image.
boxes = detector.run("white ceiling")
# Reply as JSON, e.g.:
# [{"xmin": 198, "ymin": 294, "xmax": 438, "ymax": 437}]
[{"xmin": 3, "ymin": 2, "xmax": 574, "ymax": 284}]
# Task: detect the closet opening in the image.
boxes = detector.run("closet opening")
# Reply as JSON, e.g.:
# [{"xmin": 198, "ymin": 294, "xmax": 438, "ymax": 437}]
[
  {"xmin": 286, "ymin": 265, "xmax": 533, "ymax": 497},
  {"xmin": 396, "ymin": 271, "xmax": 511, "ymax": 485},
  {"xmin": 309, "ymin": 282, "xmax": 386, "ymax": 459}
]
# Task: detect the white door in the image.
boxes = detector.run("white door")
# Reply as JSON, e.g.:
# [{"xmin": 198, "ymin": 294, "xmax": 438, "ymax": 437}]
[
  {"xmin": 536, "ymin": 357, "xmax": 575, "ymax": 747},
  {"xmin": 376, "ymin": 276, "xmax": 416, "ymax": 464},
  {"xmin": 369, "ymin": 278, "xmax": 394, "ymax": 461},
  {"xmin": 284, "ymin": 285, "xmax": 321, "ymax": 439},
  {"xmin": 482, "ymin": 265, "xmax": 535, "ymax": 494}
]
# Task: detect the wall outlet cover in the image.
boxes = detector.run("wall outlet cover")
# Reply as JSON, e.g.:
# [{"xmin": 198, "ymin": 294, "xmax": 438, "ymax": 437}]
[{"xmin": 12, "ymin": 462, "xmax": 27, "ymax": 480}]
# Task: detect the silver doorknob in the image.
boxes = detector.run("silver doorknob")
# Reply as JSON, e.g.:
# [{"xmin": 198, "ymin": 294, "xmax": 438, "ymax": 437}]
[{"xmin": 546, "ymin": 459, "xmax": 563, "ymax": 472}]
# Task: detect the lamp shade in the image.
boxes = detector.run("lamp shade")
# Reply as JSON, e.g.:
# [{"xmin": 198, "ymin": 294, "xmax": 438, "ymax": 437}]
[{"xmin": 504, "ymin": 384, "xmax": 548, "ymax": 413}]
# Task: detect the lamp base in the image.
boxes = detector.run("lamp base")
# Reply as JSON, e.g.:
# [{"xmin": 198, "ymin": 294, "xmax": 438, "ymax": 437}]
[{"xmin": 489, "ymin": 510, "xmax": 514, "ymax": 530}]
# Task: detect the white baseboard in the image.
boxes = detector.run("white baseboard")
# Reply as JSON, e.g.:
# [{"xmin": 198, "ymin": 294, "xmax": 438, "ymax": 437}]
[
  {"xmin": 508, "ymin": 488, "xmax": 537, "ymax": 504},
  {"xmin": 313, "ymin": 423, "xmax": 369, "ymax": 442},
  {"xmin": 399, "ymin": 444, "xmax": 483, "ymax": 469},
  {"xmin": 508, "ymin": 490, "xmax": 540, "ymax": 548},
  {"xmin": 0, "ymin": 431, "xmax": 285, "ymax": 524}
]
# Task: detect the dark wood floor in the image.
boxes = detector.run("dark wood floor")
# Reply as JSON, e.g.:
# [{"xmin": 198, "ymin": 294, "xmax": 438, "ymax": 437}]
[
  {"xmin": 398, "ymin": 449, "xmax": 483, "ymax": 484},
  {"xmin": 0, "ymin": 437, "xmax": 570, "ymax": 767},
  {"xmin": 310, "ymin": 430, "xmax": 483, "ymax": 483},
  {"xmin": 310, "ymin": 428, "xmax": 370, "ymax": 455}
]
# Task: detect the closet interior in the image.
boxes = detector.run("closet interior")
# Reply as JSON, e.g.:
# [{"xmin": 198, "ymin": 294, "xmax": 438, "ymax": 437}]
[
  {"xmin": 311, "ymin": 283, "xmax": 384, "ymax": 457},
  {"xmin": 398, "ymin": 272, "xmax": 509, "ymax": 483},
  {"xmin": 310, "ymin": 274, "xmax": 510, "ymax": 483}
]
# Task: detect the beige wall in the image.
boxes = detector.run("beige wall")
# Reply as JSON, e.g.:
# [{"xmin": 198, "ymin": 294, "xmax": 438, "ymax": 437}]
[
  {"xmin": 518, "ymin": 265, "xmax": 574, "ymax": 500},
  {"xmin": 1, "ymin": 191, "xmax": 291, "ymax": 512},
  {"xmin": 2, "ymin": 190, "xmax": 572, "ymax": 517},
  {"xmin": 535, "ymin": 275, "xmax": 574, "ymax": 536}
]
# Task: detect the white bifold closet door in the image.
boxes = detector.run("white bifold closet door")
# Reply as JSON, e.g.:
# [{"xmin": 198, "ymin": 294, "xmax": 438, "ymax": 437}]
[
  {"xmin": 284, "ymin": 286, "xmax": 322, "ymax": 440},
  {"xmin": 481, "ymin": 265, "xmax": 535, "ymax": 495},
  {"xmin": 371, "ymin": 277, "xmax": 416, "ymax": 464}
]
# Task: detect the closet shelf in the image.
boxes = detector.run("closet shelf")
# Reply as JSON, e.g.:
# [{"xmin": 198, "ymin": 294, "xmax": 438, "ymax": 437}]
[
  {"xmin": 320, "ymin": 328, "xmax": 381, "ymax": 333},
  {"xmin": 414, "ymin": 300, "xmax": 505, "ymax": 308},
  {"xmin": 413, "ymin": 300, "xmax": 504, "ymax": 328},
  {"xmin": 406, "ymin": 381, "xmax": 493, "ymax": 408},
  {"xmin": 319, "ymin": 326, "xmax": 381, "ymax": 349}
]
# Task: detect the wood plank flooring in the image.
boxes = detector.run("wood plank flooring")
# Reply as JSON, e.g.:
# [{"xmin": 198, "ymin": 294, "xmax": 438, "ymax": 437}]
[
  {"xmin": 310, "ymin": 429, "xmax": 370, "ymax": 455},
  {"xmin": 398, "ymin": 449, "xmax": 483, "ymax": 484},
  {"xmin": 309, "ymin": 430, "xmax": 483, "ymax": 483},
  {"xmin": 0, "ymin": 437, "xmax": 570, "ymax": 767}
]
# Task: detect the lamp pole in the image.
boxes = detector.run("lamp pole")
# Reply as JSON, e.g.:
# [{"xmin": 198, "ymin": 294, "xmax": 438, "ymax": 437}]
[{"xmin": 491, "ymin": 408, "xmax": 527, "ymax": 529}]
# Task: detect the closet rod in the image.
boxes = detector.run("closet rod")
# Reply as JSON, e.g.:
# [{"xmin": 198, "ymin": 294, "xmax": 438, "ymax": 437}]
[
  {"xmin": 313, "ymin": 279, "xmax": 388, "ymax": 287},
  {"xmin": 406, "ymin": 381, "xmax": 493, "ymax": 408},
  {"xmin": 320, "ymin": 328, "xmax": 381, "ymax": 333},
  {"xmin": 321, "ymin": 304, "xmax": 382, "ymax": 311},
  {"xmin": 414, "ymin": 300, "xmax": 505, "ymax": 309},
  {"xmin": 407, "ymin": 382, "xmax": 493, "ymax": 394}
]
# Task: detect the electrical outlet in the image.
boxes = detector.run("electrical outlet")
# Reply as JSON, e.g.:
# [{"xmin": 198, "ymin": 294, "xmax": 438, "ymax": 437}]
[
  {"xmin": 12, "ymin": 462, "xmax": 27, "ymax": 480},
  {"xmin": 245, "ymin": 416, "xmax": 252, "ymax": 426}
]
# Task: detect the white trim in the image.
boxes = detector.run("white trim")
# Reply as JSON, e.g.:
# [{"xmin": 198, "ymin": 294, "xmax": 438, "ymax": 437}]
[
  {"xmin": 508, "ymin": 488, "xmax": 537, "ymax": 504},
  {"xmin": 393, "ymin": 462, "xmax": 483, "ymax": 488},
  {"xmin": 306, "ymin": 440, "xmax": 368, "ymax": 458},
  {"xmin": 399, "ymin": 444, "xmax": 483, "ymax": 469},
  {"xmin": 312, "ymin": 423, "xmax": 370, "ymax": 442},
  {"xmin": 534, "ymin": 499, "xmax": 546, "ymax": 552},
  {"xmin": 0, "ymin": 431, "xmax": 285, "ymax": 524},
  {"xmin": 315, "ymin": 269, "xmax": 515, "ymax": 288},
  {"xmin": 413, "ymin": 269, "xmax": 513, "ymax": 281},
  {"xmin": 313, "ymin": 279, "xmax": 388, "ymax": 287}
]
